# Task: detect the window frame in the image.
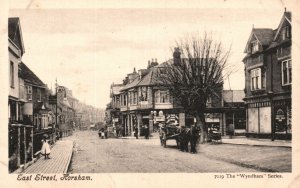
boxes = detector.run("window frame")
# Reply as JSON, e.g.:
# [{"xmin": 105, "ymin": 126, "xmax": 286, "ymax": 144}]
[
  {"xmin": 37, "ymin": 88, "xmax": 42, "ymax": 102},
  {"xmin": 250, "ymin": 68, "xmax": 262, "ymax": 91},
  {"xmin": 250, "ymin": 40, "xmax": 259, "ymax": 53},
  {"xmin": 281, "ymin": 59, "xmax": 292, "ymax": 86},
  {"xmin": 10, "ymin": 61, "xmax": 14, "ymax": 88},
  {"xmin": 26, "ymin": 85, "xmax": 33, "ymax": 101},
  {"xmin": 155, "ymin": 90, "xmax": 170, "ymax": 104}
]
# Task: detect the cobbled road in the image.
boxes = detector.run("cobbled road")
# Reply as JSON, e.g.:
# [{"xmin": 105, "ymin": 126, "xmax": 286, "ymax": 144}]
[{"xmin": 68, "ymin": 131, "xmax": 290, "ymax": 173}]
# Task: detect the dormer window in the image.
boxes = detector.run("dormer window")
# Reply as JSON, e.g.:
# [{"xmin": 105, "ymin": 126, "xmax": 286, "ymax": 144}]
[{"xmin": 250, "ymin": 40, "xmax": 259, "ymax": 53}]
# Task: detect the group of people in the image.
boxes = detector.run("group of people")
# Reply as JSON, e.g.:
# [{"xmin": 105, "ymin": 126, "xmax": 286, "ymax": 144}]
[{"xmin": 134, "ymin": 125, "xmax": 150, "ymax": 139}]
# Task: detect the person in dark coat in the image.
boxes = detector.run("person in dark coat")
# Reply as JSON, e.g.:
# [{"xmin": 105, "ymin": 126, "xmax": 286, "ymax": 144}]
[
  {"xmin": 144, "ymin": 125, "xmax": 149, "ymax": 139},
  {"xmin": 134, "ymin": 126, "xmax": 139, "ymax": 139},
  {"xmin": 104, "ymin": 125, "xmax": 108, "ymax": 139},
  {"xmin": 190, "ymin": 125, "xmax": 199, "ymax": 153}
]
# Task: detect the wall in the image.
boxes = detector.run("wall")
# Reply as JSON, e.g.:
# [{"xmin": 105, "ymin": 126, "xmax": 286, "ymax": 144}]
[
  {"xmin": 8, "ymin": 42, "xmax": 20, "ymax": 99},
  {"xmin": 259, "ymin": 107, "xmax": 271, "ymax": 133},
  {"xmin": 247, "ymin": 108, "xmax": 258, "ymax": 133}
]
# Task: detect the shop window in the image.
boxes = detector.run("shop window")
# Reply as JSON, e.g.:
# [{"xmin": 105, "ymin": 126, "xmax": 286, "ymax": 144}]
[{"xmin": 282, "ymin": 59, "xmax": 292, "ymax": 85}]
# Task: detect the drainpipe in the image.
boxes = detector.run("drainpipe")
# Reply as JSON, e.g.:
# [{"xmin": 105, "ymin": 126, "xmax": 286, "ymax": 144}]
[{"xmin": 270, "ymin": 52, "xmax": 274, "ymax": 141}]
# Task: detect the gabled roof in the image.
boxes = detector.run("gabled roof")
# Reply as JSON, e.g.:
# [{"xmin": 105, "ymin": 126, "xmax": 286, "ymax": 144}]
[
  {"xmin": 136, "ymin": 68, "xmax": 154, "ymax": 86},
  {"xmin": 110, "ymin": 84, "xmax": 124, "ymax": 95},
  {"xmin": 223, "ymin": 90, "xmax": 245, "ymax": 103},
  {"xmin": 243, "ymin": 28, "xmax": 274, "ymax": 53},
  {"xmin": 274, "ymin": 11, "xmax": 292, "ymax": 41},
  {"xmin": 19, "ymin": 62, "xmax": 46, "ymax": 88},
  {"xmin": 121, "ymin": 76, "xmax": 140, "ymax": 91},
  {"xmin": 8, "ymin": 17, "xmax": 25, "ymax": 55},
  {"xmin": 253, "ymin": 29, "xmax": 274, "ymax": 46},
  {"xmin": 136, "ymin": 61, "xmax": 170, "ymax": 87}
]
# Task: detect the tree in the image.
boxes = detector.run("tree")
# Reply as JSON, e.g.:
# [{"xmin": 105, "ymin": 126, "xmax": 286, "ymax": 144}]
[{"xmin": 157, "ymin": 33, "xmax": 231, "ymax": 143}]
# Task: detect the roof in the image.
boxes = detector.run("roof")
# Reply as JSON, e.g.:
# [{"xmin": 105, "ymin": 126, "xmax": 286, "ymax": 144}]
[
  {"xmin": 223, "ymin": 90, "xmax": 245, "ymax": 103},
  {"xmin": 137, "ymin": 61, "xmax": 170, "ymax": 87},
  {"xmin": 8, "ymin": 17, "xmax": 25, "ymax": 55},
  {"xmin": 274, "ymin": 11, "xmax": 292, "ymax": 41},
  {"xmin": 136, "ymin": 68, "xmax": 154, "ymax": 86},
  {"xmin": 19, "ymin": 62, "xmax": 46, "ymax": 87},
  {"xmin": 111, "ymin": 84, "xmax": 123, "ymax": 95},
  {"xmin": 252, "ymin": 29, "xmax": 274, "ymax": 46},
  {"xmin": 121, "ymin": 76, "xmax": 140, "ymax": 91}
]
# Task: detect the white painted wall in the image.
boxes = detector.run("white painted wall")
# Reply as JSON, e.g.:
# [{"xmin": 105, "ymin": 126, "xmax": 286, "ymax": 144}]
[
  {"xmin": 248, "ymin": 108, "xmax": 258, "ymax": 133},
  {"xmin": 259, "ymin": 107, "xmax": 271, "ymax": 133}
]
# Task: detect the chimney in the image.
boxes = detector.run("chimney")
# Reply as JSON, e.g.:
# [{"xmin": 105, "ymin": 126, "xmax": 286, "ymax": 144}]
[{"xmin": 173, "ymin": 47, "xmax": 181, "ymax": 65}]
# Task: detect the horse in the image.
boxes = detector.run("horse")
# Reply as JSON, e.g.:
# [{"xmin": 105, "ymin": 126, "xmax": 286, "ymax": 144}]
[{"xmin": 177, "ymin": 126, "xmax": 200, "ymax": 153}]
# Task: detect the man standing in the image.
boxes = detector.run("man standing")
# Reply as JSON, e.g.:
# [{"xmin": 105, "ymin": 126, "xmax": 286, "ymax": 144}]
[
  {"xmin": 134, "ymin": 126, "xmax": 139, "ymax": 139},
  {"xmin": 190, "ymin": 125, "xmax": 199, "ymax": 153},
  {"xmin": 144, "ymin": 125, "xmax": 149, "ymax": 139}
]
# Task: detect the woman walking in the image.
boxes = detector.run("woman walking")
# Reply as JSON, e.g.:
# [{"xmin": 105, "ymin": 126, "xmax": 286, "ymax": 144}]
[{"xmin": 41, "ymin": 134, "xmax": 51, "ymax": 159}]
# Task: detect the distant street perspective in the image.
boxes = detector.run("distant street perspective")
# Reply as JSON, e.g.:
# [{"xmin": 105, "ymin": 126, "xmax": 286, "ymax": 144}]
[
  {"xmin": 8, "ymin": 3, "xmax": 293, "ymax": 175},
  {"xmin": 68, "ymin": 131, "xmax": 291, "ymax": 173}
]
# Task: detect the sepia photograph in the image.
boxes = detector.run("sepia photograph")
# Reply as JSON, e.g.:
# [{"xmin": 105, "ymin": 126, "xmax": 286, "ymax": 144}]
[{"xmin": 1, "ymin": 0, "xmax": 300, "ymax": 187}]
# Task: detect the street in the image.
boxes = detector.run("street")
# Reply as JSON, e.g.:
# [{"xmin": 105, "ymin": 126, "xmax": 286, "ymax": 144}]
[{"xmin": 68, "ymin": 131, "xmax": 291, "ymax": 173}]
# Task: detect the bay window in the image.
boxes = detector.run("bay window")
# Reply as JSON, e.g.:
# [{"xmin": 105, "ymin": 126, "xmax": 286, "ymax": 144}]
[
  {"xmin": 155, "ymin": 90, "xmax": 170, "ymax": 104},
  {"xmin": 250, "ymin": 68, "xmax": 262, "ymax": 90}
]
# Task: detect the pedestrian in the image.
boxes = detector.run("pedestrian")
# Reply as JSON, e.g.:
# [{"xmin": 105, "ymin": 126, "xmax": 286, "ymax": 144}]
[
  {"xmin": 100, "ymin": 128, "xmax": 105, "ymax": 139},
  {"xmin": 190, "ymin": 125, "xmax": 199, "ymax": 154},
  {"xmin": 41, "ymin": 134, "xmax": 51, "ymax": 160},
  {"xmin": 228, "ymin": 124, "xmax": 234, "ymax": 139},
  {"xmin": 144, "ymin": 125, "xmax": 149, "ymax": 139},
  {"xmin": 104, "ymin": 125, "xmax": 108, "ymax": 139},
  {"xmin": 134, "ymin": 126, "xmax": 139, "ymax": 139}
]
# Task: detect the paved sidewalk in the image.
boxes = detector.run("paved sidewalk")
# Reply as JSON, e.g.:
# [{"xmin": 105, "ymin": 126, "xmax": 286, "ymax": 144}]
[
  {"xmin": 123, "ymin": 133, "xmax": 291, "ymax": 147},
  {"xmin": 22, "ymin": 139, "xmax": 74, "ymax": 173},
  {"xmin": 221, "ymin": 136, "xmax": 291, "ymax": 147}
]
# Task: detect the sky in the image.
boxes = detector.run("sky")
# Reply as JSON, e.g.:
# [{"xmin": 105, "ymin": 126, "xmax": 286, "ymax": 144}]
[{"xmin": 8, "ymin": 0, "xmax": 295, "ymax": 109}]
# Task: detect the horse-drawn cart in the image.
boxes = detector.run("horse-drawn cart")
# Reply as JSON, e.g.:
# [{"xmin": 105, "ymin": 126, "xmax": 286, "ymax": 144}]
[{"xmin": 159, "ymin": 124, "xmax": 180, "ymax": 148}]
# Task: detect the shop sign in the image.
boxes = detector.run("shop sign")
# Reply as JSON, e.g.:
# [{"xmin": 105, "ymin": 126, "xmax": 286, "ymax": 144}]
[
  {"xmin": 275, "ymin": 109, "xmax": 285, "ymax": 122},
  {"xmin": 155, "ymin": 116, "xmax": 165, "ymax": 122}
]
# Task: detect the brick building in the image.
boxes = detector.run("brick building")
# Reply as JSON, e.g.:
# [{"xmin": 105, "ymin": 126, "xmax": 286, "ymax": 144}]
[
  {"xmin": 242, "ymin": 11, "xmax": 291, "ymax": 139},
  {"xmin": 109, "ymin": 53, "xmax": 246, "ymax": 137}
]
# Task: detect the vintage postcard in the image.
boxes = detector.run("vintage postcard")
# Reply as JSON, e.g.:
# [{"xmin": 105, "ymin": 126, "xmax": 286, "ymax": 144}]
[{"xmin": 1, "ymin": 0, "xmax": 299, "ymax": 187}]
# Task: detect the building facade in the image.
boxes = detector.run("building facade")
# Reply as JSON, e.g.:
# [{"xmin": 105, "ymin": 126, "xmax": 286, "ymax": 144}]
[
  {"xmin": 109, "ymin": 54, "xmax": 246, "ymax": 137},
  {"xmin": 242, "ymin": 11, "xmax": 291, "ymax": 139}
]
